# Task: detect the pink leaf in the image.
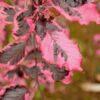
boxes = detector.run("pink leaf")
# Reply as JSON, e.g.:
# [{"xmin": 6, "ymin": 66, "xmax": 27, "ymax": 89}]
[
  {"xmin": 51, "ymin": 1, "xmax": 100, "ymax": 25},
  {"xmin": 41, "ymin": 30, "xmax": 82, "ymax": 71}
]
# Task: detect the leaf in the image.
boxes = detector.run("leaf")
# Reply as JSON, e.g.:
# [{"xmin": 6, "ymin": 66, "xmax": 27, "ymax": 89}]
[
  {"xmin": 12, "ymin": 4, "xmax": 35, "ymax": 37},
  {"xmin": 7, "ymin": 67, "xmax": 24, "ymax": 78},
  {"xmin": 43, "ymin": 63, "xmax": 69, "ymax": 81},
  {"xmin": 52, "ymin": 0, "xmax": 100, "ymax": 24},
  {"xmin": 25, "ymin": 5, "xmax": 36, "ymax": 16},
  {"xmin": 16, "ymin": 20, "xmax": 29, "ymax": 36},
  {"xmin": 35, "ymin": 17, "xmax": 47, "ymax": 39},
  {"xmin": 24, "ymin": 66, "xmax": 40, "ymax": 79},
  {"xmin": 52, "ymin": 31, "xmax": 82, "ymax": 71},
  {"xmin": 41, "ymin": 30, "xmax": 82, "ymax": 71},
  {"xmin": 4, "ymin": 7, "xmax": 16, "ymax": 22},
  {"xmin": 50, "ymin": 64, "xmax": 69, "ymax": 81},
  {"xmin": 74, "ymin": 3, "xmax": 100, "ymax": 24},
  {"xmin": 14, "ymin": 10, "xmax": 31, "ymax": 36},
  {"xmin": 35, "ymin": 15, "xmax": 59, "ymax": 39},
  {"xmin": 25, "ymin": 49, "xmax": 43, "ymax": 62},
  {"xmin": 64, "ymin": 0, "xmax": 87, "ymax": 7},
  {"xmin": 2, "ymin": 86, "xmax": 27, "ymax": 100},
  {"xmin": 7, "ymin": 70, "xmax": 16, "ymax": 78},
  {"xmin": 0, "ymin": 42, "xmax": 25, "ymax": 65}
]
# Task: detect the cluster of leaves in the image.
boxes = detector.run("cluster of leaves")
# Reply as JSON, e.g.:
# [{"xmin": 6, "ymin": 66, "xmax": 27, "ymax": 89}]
[{"xmin": 0, "ymin": 0, "xmax": 100, "ymax": 99}]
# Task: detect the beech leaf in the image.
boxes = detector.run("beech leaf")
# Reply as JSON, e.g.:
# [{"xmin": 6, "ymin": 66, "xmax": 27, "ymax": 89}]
[
  {"xmin": 2, "ymin": 86, "xmax": 27, "ymax": 100},
  {"xmin": 0, "ymin": 42, "xmax": 25, "ymax": 65}
]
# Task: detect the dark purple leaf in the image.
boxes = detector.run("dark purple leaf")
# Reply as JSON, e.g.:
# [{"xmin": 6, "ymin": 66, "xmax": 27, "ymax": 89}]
[
  {"xmin": 25, "ymin": 5, "xmax": 36, "ymax": 16},
  {"xmin": 35, "ymin": 19, "xmax": 46, "ymax": 39},
  {"xmin": 52, "ymin": 0, "xmax": 87, "ymax": 7},
  {"xmin": 2, "ymin": 86, "xmax": 27, "ymax": 100},
  {"xmin": 50, "ymin": 64, "xmax": 69, "ymax": 81},
  {"xmin": 24, "ymin": 66, "xmax": 40, "ymax": 79},
  {"xmin": 16, "ymin": 20, "xmax": 29, "ymax": 36},
  {"xmin": 25, "ymin": 49, "xmax": 42, "ymax": 61},
  {"xmin": 7, "ymin": 68, "xmax": 24, "ymax": 78},
  {"xmin": 7, "ymin": 70, "xmax": 16, "ymax": 78},
  {"xmin": 4, "ymin": 7, "xmax": 16, "ymax": 22},
  {"xmin": 0, "ymin": 42, "xmax": 25, "ymax": 65},
  {"xmin": 15, "ymin": 10, "xmax": 33, "ymax": 36},
  {"xmin": 35, "ymin": 16, "xmax": 59, "ymax": 39},
  {"xmin": 52, "ymin": 0, "xmax": 84, "ymax": 17}
]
